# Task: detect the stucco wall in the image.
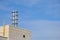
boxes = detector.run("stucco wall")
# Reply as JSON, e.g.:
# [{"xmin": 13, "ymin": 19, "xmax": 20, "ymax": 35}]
[
  {"xmin": 0, "ymin": 25, "xmax": 31, "ymax": 40},
  {"xmin": 0, "ymin": 25, "xmax": 9, "ymax": 37},
  {"xmin": 0, "ymin": 36, "xmax": 7, "ymax": 40},
  {"xmin": 9, "ymin": 26, "xmax": 31, "ymax": 40}
]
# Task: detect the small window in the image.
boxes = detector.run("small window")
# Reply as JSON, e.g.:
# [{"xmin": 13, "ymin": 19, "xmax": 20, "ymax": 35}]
[{"xmin": 23, "ymin": 35, "xmax": 25, "ymax": 38}]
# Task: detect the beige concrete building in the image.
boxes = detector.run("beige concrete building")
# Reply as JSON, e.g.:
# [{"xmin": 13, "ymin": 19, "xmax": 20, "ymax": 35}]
[
  {"xmin": 0, "ymin": 25, "xmax": 31, "ymax": 40},
  {"xmin": 0, "ymin": 36, "xmax": 7, "ymax": 40}
]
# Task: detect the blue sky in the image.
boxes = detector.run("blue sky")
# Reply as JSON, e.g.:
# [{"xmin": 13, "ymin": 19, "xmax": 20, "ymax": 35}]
[{"xmin": 0, "ymin": 0, "xmax": 60, "ymax": 40}]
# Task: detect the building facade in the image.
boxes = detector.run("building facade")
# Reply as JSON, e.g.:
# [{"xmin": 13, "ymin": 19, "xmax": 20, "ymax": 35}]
[{"xmin": 0, "ymin": 25, "xmax": 31, "ymax": 40}]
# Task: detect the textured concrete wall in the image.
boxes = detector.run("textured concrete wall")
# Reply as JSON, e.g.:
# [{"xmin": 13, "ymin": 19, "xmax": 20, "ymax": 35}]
[
  {"xmin": 0, "ymin": 25, "xmax": 9, "ymax": 37},
  {"xmin": 0, "ymin": 25, "xmax": 31, "ymax": 40},
  {"xmin": 0, "ymin": 36, "xmax": 7, "ymax": 40},
  {"xmin": 9, "ymin": 26, "xmax": 31, "ymax": 40}
]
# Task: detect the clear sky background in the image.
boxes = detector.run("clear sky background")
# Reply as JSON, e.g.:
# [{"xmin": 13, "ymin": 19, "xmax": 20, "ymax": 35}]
[{"xmin": 0, "ymin": 0, "xmax": 60, "ymax": 40}]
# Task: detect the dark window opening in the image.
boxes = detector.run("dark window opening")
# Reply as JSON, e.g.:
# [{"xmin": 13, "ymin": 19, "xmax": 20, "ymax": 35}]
[{"xmin": 23, "ymin": 35, "xmax": 25, "ymax": 38}]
